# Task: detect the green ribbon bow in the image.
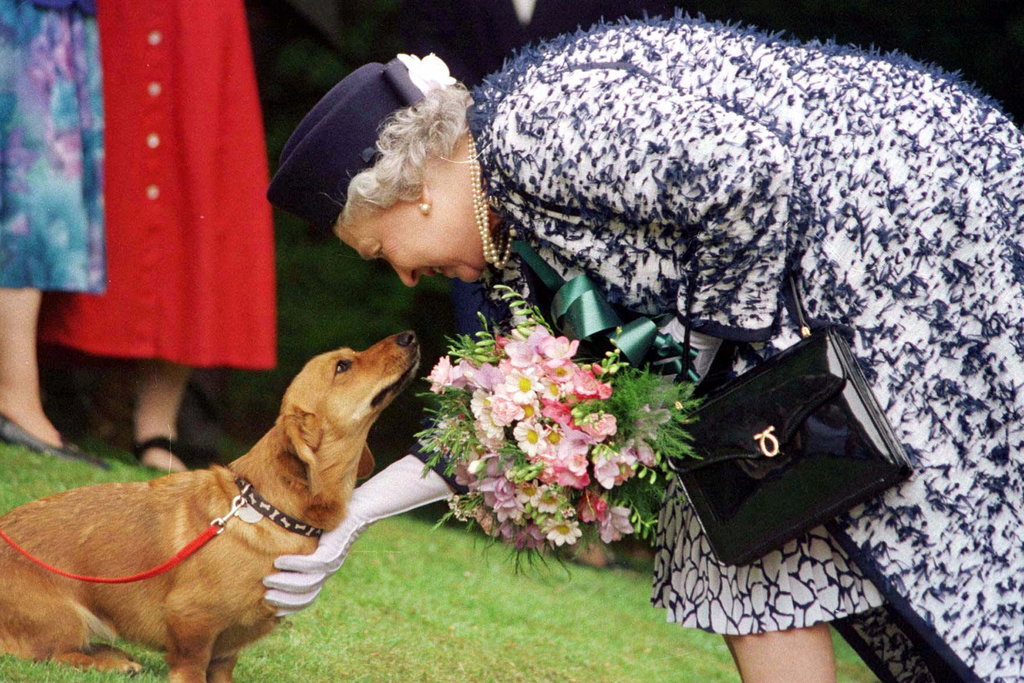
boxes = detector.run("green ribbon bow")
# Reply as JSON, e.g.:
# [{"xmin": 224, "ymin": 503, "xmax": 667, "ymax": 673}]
[{"xmin": 513, "ymin": 241, "xmax": 698, "ymax": 381}]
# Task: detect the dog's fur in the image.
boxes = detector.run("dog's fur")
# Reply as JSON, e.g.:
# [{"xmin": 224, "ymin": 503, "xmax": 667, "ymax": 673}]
[{"xmin": 0, "ymin": 332, "xmax": 419, "ymax": 682}]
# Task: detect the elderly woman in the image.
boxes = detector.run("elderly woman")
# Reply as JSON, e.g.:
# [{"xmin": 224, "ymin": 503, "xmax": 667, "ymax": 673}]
[{"xmin": 264, "ymin": 14, "xmax": 1024, "ymax": 683}]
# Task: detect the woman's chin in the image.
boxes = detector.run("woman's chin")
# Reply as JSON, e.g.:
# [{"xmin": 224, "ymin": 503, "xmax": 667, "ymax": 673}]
[{"xmin": 453, "ymin": 266, "xmax": 484, "ymax": 282}]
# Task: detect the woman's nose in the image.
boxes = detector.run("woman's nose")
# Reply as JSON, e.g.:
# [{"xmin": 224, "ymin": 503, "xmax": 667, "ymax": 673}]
[{"xmin": 394, "ymin": 266, "xmax": 418, "ymax": 287}]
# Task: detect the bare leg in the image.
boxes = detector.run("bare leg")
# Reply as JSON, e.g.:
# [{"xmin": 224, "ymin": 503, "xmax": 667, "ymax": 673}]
[
  {"xmin": 724, "ymin": 623, "xmax": 837, "ymax": 683},
  {"xmin": 134, "ymin": 359, "xmax": 191, "ymax": 471},
  {"xmin": 0, "ymin": 288, "xmax": 61, "ymax": 446}
]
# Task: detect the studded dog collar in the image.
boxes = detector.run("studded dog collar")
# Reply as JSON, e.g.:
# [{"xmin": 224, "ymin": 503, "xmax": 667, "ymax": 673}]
[{"xmin": 234, "ymin": 477, "xmax": 324, "ymax": 538}]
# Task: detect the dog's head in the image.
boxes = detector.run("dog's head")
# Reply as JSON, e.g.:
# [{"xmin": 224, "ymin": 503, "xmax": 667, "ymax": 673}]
[{"xmin": 278, "ymin": 331, "xmax": 420, "ymax": 495}]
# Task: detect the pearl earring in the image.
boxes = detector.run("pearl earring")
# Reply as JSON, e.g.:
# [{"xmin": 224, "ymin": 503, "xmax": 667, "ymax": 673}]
[{"xmin": 419, "ymin": 202, "xmax": 431, "ymax": 215}]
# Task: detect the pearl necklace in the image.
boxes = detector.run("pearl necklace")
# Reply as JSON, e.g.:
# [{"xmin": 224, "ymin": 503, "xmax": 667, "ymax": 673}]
[{"xmin": 468, "ymin": 137, "xmax": 513, "ymax": 268}]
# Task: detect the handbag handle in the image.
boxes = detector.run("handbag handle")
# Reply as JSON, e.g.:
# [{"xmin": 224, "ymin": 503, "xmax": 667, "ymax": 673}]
[{"xmin": 786, "ymin": 275, "xmax": 813, "ymax": 339}]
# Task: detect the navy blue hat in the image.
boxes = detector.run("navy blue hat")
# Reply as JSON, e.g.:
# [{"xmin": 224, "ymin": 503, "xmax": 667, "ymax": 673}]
[{"xmin": 267, "ymin": 58, "xmax": 426, "ymax": 230}]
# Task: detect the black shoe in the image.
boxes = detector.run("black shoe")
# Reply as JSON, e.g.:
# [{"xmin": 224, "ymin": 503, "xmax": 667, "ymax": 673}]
[
  {"xmin": 0, "ymin": 412, "xmax": 110, "ymax": 469},
  {"xmin": 133, "ymin": 435, "xmax": 182, "ymax": 470}
]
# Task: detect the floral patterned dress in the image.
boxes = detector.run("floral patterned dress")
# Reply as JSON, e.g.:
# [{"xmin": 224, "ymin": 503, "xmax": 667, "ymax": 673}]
[
  {"xmin": 0, "ymin": 1, "xmax": 104, "ymax": 292},
  {"xmin": 464, "ymin": 14, "xmax": 1024, "ymax": 683},
  {"xmin": 36, "ymin": 0, "xmax": 276, "ymax": 370}
]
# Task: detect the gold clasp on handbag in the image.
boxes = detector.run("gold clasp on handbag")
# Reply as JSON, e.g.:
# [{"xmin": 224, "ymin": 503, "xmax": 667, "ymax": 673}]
[{"xmin": 753, "ymin": 426, "xmax": 780, "ymax": 458}]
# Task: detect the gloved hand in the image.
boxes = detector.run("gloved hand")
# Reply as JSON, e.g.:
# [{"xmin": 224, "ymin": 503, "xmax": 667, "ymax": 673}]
[
  {"xmin": 263, "ymin": 454, "xmax": 452, "ymax": 615},
  {"xmin": 658, "ymin": 317, "xmax": 723, "ymax": 383}
]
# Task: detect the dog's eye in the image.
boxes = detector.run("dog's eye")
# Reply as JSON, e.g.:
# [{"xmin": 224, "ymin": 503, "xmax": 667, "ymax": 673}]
[{"xmin": 335, "ymin": 359, "xmax": 352, "ymax": 375}]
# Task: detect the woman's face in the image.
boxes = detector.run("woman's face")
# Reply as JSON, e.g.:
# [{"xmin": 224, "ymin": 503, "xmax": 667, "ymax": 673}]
[{"xmin": 337, "ymin": 141, "xmax": 485, "ymax": 287}]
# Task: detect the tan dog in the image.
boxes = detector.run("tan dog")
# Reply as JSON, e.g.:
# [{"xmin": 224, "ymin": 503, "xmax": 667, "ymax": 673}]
[{"xmin": 0, "ymin": 331, "xmax": 419, "ymax": 682}]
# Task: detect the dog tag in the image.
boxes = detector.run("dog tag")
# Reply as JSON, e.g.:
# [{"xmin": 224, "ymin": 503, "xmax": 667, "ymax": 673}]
[{"xmin": 236, "ymin": 504, "xmax": 263, "ymax": 524}]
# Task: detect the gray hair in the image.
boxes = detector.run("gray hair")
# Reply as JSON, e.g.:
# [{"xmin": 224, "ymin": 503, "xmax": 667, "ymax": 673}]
[{"xmin": 337, "ymin": 83, "xmax": 472, "ymax": 230}]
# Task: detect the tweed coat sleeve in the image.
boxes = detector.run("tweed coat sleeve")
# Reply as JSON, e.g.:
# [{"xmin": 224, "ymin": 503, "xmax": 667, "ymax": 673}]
[{"xmin": 476, "ymin": 63, "xmax": 795, "ymax": 337}]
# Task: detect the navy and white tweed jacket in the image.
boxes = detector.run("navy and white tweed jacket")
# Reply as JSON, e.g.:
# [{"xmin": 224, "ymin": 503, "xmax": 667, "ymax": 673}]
[{"xmin": 467, "ymin": 14, "xmax": 1024, "ymax": 683}]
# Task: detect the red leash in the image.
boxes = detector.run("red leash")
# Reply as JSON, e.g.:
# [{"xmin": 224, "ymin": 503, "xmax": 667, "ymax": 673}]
[{"xmin": 0, "ymin": 495, "xmax": 245, "ymax": 584}]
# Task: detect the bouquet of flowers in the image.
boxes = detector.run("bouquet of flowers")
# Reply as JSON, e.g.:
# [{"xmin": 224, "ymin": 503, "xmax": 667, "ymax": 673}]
[{"xmin": 418, "ymin": 287, "xmax": 700, "ymax": 553}]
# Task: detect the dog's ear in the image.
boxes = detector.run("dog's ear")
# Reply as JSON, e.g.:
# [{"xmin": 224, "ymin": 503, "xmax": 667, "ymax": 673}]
[
  {"xmin": 357, "ymin": 444, "xmax": 375, "ymax": 479},
  {"xmin": 283, "ymin": 410, "xmax": 323, "ymax": 495}
]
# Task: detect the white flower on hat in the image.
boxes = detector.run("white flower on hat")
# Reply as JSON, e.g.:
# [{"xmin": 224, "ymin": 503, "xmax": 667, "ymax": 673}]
[{"xmin": 396, "ymin": 53, "xmax": 457, "ymax": 95}]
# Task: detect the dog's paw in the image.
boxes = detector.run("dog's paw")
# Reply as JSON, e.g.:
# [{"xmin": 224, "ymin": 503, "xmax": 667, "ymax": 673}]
[
  {"xmin": 82, "ymin": 645, "xmax": 145, "ymax": 675},
  {"xmin": 116, "ymin": 659, "xmax": 144, "ymax": 675}
]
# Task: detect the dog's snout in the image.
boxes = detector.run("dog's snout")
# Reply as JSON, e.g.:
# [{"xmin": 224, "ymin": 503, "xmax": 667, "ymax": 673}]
[{"xmin": 396, "ymin": 331, "xmax": 417, "ymax": 347}]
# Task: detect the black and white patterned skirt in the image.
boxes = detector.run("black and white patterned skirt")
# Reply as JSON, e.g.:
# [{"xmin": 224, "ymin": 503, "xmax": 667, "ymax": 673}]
[{"xmin": 651, "ymin": 476, "xmax": 884, "ymax": 635}]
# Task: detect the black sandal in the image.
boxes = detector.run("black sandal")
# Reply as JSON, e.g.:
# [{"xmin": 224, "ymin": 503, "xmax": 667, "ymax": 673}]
[{"xmin": 132, "ymin": 436, "xmax": 180, "ymax": 464}]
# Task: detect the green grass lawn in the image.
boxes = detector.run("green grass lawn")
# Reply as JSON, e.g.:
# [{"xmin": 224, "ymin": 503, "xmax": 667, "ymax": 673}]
[{"xmin": 0, "ymin": 446, "xmax": 878, "ymax": 682}]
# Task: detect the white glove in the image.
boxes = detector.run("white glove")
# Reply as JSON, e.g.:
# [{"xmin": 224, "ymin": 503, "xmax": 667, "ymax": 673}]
[
  {"xmin": 658, "ymin": 317, "xmax": 723, "ymax": 383},
  {"xmin": 263, "ymin": 454, "xmax": 452, "ymax": 615}
]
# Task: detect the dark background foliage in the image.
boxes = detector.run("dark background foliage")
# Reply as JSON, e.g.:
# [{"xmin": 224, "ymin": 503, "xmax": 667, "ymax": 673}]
[{"xmin": 140, "ymin": 1, "xmax": 1024, "ymax": 466}]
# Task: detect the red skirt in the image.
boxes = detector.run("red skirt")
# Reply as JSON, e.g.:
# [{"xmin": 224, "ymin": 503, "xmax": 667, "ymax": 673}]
[{"xmin": 40, "ymin": 0, "xmax": 276, "ymax": 370}]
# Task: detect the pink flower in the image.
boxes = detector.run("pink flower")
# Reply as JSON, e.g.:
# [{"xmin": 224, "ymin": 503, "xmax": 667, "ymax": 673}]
[
  {"xmin": 599, "ymin": 506, "xmax": 635, "ymax": 543},
  {"xmin": 539, "ymin": 425, "xmax": 567, "ymax": 456},
  {"xmin": 498, "ymin": 520, "xmax": 517, "ymax": 541},
  {"xmin": 593, "ymin": 453, "xmax": 620, "ymax": 490},
  {"xmin": 580, "ymin": 413, "xmax": 617, "ymax": 440},
  {"xmin": 631, "ymin": 441, "xmax": 656, "ymax": 468},
  {"xmin": 468, "ymin": 362, "xmax": 503, "ymax": 391},
  {"xmin": 504, "ymin": 338, "xmax": 540, "ymax": 368},
  {"xmin": 453, "ymin": 460, "xmax": 474, "ymax": 488},
  {"xmin": 537, "ymin": 378, "xmax": 563, "ymax": 403},
  {"xmin": 616, "ymin": 446, "xmax": 638, "ymax": 470},
  {"xmin": 540, "ymin": 399, "xmax": 574, "ymax": 426},
  {"xmin": 504, "ymin": 327, "xmax": 552, "ymax": 368},
  {"xmin": 543, "ymin": 358, "xmax": 577, "ymax": 384},
  {"xmin": 477, "ymin": 475, "xmax": 524, "ymax": 523},
  {"xmin": 550, "ymin": 452, "xmax": 590, "ymax": 489},
  {"xmin": 427, "ymin": 356, "xmax": 466, "ymax": 392},
  {"xmin": 592, "ymin": 448, "xmax": 636, "ymax": 490},
  {"xmin": 577, "ymin": 489, "xmax": 609, "ymax": 523},
  {"xmin": 526, "ymin": 325, "xmax": 554, "ymax": 347},
  {"xmin": 544, "ymin": 436, "xmax": 591, "ymax": 488},
  {"xmin": 538, "ymin": 334, "xmax": 578, "ymax": 361},
  {"xmin": 483, "ymin": 455, "xmax": 505, "ymax": 478},
  {"xmin": 490, "ymin": 396, "xmax": 525, "ymax": 426},
  {"xmin": 514, "ymin": 524, "xmax": 546, "ymax": 551},
  {"xmin": 572, "ymin": 369, "xmax": 612, "ymax": 400},
  {"xmin": 554, "ymin": 427, "xmax": 594, "ymax": 462},
  {"xmin": 501, "ymin": 522, "xmax": 545, "ymax": 550},
  {"xmin": 471, "ymin": 391, "xmax": 504, "ymax": 439}
]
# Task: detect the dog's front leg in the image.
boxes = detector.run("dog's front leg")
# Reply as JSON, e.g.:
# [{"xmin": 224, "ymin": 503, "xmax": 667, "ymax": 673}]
[
  {"xmin": 165, "ymin": 614, "xmax": 219, "ymax": 683},
  {"xmin": 206, "ymin": 652, "xmax": 239, "ymax": 683}
]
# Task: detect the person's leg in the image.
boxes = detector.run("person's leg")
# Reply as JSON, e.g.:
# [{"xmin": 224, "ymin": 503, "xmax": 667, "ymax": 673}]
[
  {"xmin": 133, "ymin": 359, "xmax": 191, "ymax": 471},
  {"xmin": 0, "ymin": 287, "xmax": 62, "ymax": 446},
  {"xmin": 724, "ymin": 623, "xmax": 837, "ymax": 683}
]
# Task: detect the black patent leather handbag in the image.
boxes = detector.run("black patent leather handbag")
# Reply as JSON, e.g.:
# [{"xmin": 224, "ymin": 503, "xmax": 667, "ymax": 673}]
[{"xmin": 668, "ymin": 278, "xmax": 912, "ymax": 565}]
